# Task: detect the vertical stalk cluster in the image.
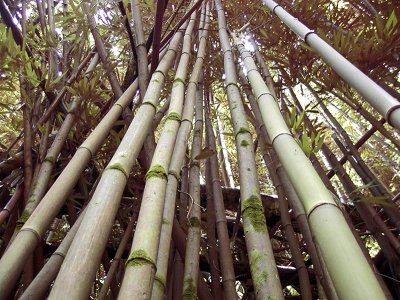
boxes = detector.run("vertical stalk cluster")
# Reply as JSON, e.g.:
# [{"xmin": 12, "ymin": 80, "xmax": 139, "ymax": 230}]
[
  {"xmin": 234, "ymin": 32, "xmax": 386, "ymax": 299},
  {"xmin": 47, "ymin": 28, "xmax": 185, "ymax": 299},
  {"xmin": 214, "ymin": 0, "xmax": 284, "ymax": 298},
  {"xmin": 117, "ymin": 8, "xmax": 197, "ymax": 300}
]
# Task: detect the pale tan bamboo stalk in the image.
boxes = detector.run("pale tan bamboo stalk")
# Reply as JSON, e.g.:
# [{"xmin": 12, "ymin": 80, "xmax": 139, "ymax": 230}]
[
  {"xmin": 215, "ymin": 111, "xmax": 235, "ymax": 187},
  {"xmin": 83, "ymin": 2, "xmax": 123, "ymax": 98},
  {"xmin": 19, "ymin": 208, "xmax": 86, "ymax": 300},
  {"xmin": 117, "ymin": 11, "xmax": 197, "ymax": 300},
  {"xmin": 97, "ymin": 210, "xmax": 139, "ymax": 300},
  {"xmin": 150, "ymin": 7, "xmax": 210, "ymax": 300},
  {"xmin": 214, "ymin": 1, "xmax": 284, "ymax": 298},
  {"xmin": 181, "ymin": 72, "xmax": 204, "ymax": 299},
  {"xmin": 21, "ymin": 52, "xmax": 99, "ymax": 218},
  {"xmin": 0, "ymin": 77, "xmax": 138, "ymax": 298},
  {"xmin": 234, "ymin": 33, "xmax": 386, "ymax": 299},
  {"xmin": 131, "ymin": 0, "xmax": 149, "ymax": 102},
  {"xmin": 47, "ymin": 27, "xmax": 185, "ymax": 300},
  {"xmin": 205, "ymin": 100, "xmax": 238, "ymax": 299}
]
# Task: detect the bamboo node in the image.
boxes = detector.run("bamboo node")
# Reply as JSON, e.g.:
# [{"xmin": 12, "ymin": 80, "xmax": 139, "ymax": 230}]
[
  {"xmin": 145, "ymin": 164, "xmax": 168, "ymax": 181},
  {"xmin": 235, "ymin": 127, "xmax": 252, "ymax": 139},
  {"xmin": 166, "ymin": 112, "xmax": 182, "ymax": 122},
  {"xmin": 125, "ymin": 249, "xmax": 156, "ymax": 268}
]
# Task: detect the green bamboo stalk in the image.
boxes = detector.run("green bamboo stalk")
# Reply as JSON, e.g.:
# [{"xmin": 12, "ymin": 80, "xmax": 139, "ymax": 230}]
[
  {"xmin": 261, "ymin": 0, "xmax": 400, "ymax": 130},
  {"xmin": 117, "ymin": 10, "xmax": 197, "ymax": 300},
  {"xmin": 238, "ymin": 71, "xmax": 312, "ymax": 300},
  {"xmin": 214, "ymin": 1, "xmax": 284, "ymax": 298},
  {"xmin": 47, "ymin": 29, "xmax": 185, "ymax": 299},
  {"xmin": 234, "ymin": 33, "xmax": 386, "ymax": 299}
]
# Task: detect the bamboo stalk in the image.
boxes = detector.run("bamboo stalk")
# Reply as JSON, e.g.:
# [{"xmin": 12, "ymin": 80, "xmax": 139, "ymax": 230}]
[
  {"xmin": 0, "ymin": 78, "xmax": 139, "ymax": 298},
  {"xmin": 234, "ymin": 32, "xmax": 386, "ymax": 299},
  {"xmin": 181, "ymin": 74, "xmax": 204, "ymax": 299},
  {"xmin": 215, "ymin": 1, "xmax": 284, "ymax": 298},
  {"xmin": 117, "ymin": 10, "xmax": 198, "ymax": 300},
  {"xmin": 149, "ymin": 5, "xmax": 210, "ymax": 299},
  {"xmin": 205, "ymin": 99, "xmax": 238, "ymax": 299},
  {"xmin": 83, "ymin": 2, "xmax": 123, "ymax": 98},
  {"xmin": 47, "ymin": 28, "xmax": 185, "ymax": 299},
  {"xmin": 204, "ymin": 144, "xmax": 223, "ymax": 299},
  {"xmin": 14, "ymin": 53, "xmax": 99, "ymax": 234},
  {"xmin": 98, "ymin": 210, "xmax": 139, "ymax": 300},
  {"xmin": 238, "ymin": 70, "xmax": 312, "ymax": 300},
  {"xmin": 262, "ymin": 0, "xmax": 400, "ymax": 130}
]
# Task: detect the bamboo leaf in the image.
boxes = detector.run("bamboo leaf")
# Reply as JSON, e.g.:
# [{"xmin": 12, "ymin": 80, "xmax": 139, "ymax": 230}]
[{"xmin": 194, "ymin": 148, "xmax": 215, "ymax": 160}]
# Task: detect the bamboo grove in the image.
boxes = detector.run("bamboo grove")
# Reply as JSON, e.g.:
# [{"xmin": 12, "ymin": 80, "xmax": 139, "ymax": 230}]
[{"xmin": 0, "ymin": 0, "xmax": 399, "ymax": 299}]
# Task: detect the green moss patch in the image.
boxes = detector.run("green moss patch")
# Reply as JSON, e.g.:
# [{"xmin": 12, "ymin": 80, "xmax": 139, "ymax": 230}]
[
  {"xmin": 173, "ymin": 78, "xmax": 185, "ymax": 87},
  {"xmin": 182, "ymin": 278, "xmax": 197, "ymax": 300},
  {"xmin": 145, "ymin": 164, "xmax": 168, "ymax": 181},
  {"xmin": 236, "ymin": 127, "xmax": 251, "ymax": 138},
  {"xmin": 240, "ymin": 139, "xmax": 250, "ymax": 147},
  {"xmin": 106, "ymin": 163, "xmax": 128, "ymax": 178},
  {"xmin": 242, "ymin": 195, "xmax": 267, "ymax": 232},
  {"xmin": 43, "ymin": 156, "xmax": 55, "ymax": 164},
  {"xmin": 189, "ymin": 217, "xmax": 201, "ymax": 227},
  {"xmin": 126, "ymin": 249, "xmax": 155, "ymax": 268},
  {"xmin": 166, "ymin": 112, "xmax": 181, "ymax": 122}
]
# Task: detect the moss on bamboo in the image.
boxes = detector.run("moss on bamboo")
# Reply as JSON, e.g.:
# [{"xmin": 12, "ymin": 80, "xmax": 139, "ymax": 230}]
[
  {"xmin": 162, "ymin": 218, "xmax": 170, "ymax": 225},
  {"xmin": 173, "ymin": 78, "xmax": 185, "ymax": 87},
  {"xmin": 240, "ymin": 139, "xmax": 250, "ymax": 147},
  {"xmin": 189, "ymin": 217, "xmax": 201, "ymax": 227},
  {"xmin": 249, "ymin": 249, "xmax": 269, "ymax": 292},
  {"xmin": 145, "ymin": 164, "xmax": 168, "ymax": 181},
  {"xmin": 106, "ymin": 163, "xmax": 128, "ymax": 178},
  {"xmin": 166, "ymin": 112, "xmax": 181, "ymax": 122},
  {"xmin": 43, "ymin": 156, "xmax": 55, "ymax": 164},
  {"xmin": 236, "ymin": 127, "xmax": 251, "ymax": 138},
  {"xmin": 182, "ymin": 278, "xmax": 197, "ymax": 300},
  {"xmin": 242, "ymin": 195, "xmax": 267, "ymax": 232},
  {"xmin": 126, "ymin": 249, "xmax": 155, "ymax": 268}
]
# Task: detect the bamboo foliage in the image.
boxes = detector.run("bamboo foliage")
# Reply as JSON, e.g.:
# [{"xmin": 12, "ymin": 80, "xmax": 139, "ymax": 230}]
[
  {"xmin": 214, "ymin": 0, "xmax": 284, "ymax": 298},
  {"xmin": 233, "ymin": 33, "xmax": 387, "ymax": 299},
  {"xmin": 261, "ymin": 0, "xmax": 400, "ymax": 131}
]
